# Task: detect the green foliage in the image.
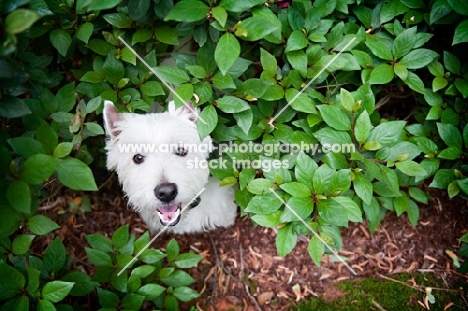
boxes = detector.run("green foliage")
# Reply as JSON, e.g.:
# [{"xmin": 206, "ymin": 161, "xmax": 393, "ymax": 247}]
[{"xmin": 1, "ymin": 0, "xmax": 468, "ymax": 307}]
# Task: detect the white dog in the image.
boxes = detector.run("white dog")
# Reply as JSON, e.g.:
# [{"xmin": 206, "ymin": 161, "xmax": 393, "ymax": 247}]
[{"xmin": 103, "ymin": 100, "xmax": 237, "ymax": 234}]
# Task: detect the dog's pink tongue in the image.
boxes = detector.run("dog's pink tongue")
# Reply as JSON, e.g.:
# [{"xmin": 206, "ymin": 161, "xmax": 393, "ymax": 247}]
[{"xmin": 158, "ymin": 204, "xmax": 180, "ymax": 223}]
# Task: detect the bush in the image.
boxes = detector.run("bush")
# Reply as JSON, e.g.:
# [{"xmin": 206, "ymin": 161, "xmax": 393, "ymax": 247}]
[{"xmin": 1, "ymin": 0, "xmax": 468, "ymax": 308}]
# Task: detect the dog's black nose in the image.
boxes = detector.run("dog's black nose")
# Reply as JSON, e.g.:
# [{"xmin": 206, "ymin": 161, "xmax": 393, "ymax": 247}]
[{"xmin": 154, "ymin": 183, "xmax": 177, "ymax": 202}]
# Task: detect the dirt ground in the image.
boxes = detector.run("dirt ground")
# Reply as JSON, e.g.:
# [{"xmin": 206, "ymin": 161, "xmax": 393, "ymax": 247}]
[{"xmin": 38, "ymin": 173, "xmax": 468, "ymax": 310}]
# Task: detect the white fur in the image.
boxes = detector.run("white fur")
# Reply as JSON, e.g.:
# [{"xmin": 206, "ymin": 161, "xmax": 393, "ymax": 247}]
[{"xmin": 103, "ymin": 100, "xmax": 237, "ymax": 234}]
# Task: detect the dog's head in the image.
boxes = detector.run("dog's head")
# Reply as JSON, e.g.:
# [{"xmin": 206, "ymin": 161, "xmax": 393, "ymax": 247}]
[{"xmin": 103, "ymin": 100, "xmax": 212, "ymax": 228}]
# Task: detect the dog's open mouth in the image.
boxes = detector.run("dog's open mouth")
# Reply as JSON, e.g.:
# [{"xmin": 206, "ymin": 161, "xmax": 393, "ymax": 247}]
[{"xmin": 157, "ymin": 204, "xmax": 181, "ymax": 226}]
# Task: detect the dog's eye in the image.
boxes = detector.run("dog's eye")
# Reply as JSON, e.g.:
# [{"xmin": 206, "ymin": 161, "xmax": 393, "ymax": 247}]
[
  {"xmin": 133, "ymin": 154, "xmax": 145, "ymax": 164},
  {"xmin": 175, "ymin": 147, "xmax": 187, "ymax": 157}
]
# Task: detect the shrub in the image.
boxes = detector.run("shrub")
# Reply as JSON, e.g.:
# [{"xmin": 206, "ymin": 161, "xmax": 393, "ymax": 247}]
[{"xmin": 1, "ymin": 0, "xmax": 468, "ymax": 307}]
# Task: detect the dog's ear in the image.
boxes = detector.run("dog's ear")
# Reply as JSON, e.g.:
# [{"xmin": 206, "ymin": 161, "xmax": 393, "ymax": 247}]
[
  {"xmin": 168, "ymin": 100, "xmax": 199, "ymax": 124},
  {"xmin": 103, "ymin": 100, "xmax": 123, "ymax": 138}
]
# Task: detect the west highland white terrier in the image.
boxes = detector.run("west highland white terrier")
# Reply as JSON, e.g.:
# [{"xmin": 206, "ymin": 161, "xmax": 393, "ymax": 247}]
[{"xmin": 103, "ymin": 100, "xmax": 237, "ymax": 234}]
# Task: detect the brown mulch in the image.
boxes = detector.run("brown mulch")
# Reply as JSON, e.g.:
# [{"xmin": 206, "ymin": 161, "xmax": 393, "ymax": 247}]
[{"xmin": 36, "ymin": 174, "xmax": 468, "ymax": 310}]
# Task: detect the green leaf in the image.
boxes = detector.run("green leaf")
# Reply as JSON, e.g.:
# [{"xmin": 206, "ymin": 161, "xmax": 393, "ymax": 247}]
[
  {"xmin": 405, "ymin": 71, "xmax": 426, "ymax": 94},
  {"xmin": 280, "ymin": 182, "xmax": 311, "ymax": 197},
  {"xmin": 399, "ymin": 49, "xmax": 439, "ymax": 69},
  {"xmin": 56, "ymin": 158, "xmax": 97, "ymax": 191},
  {"xmin": 453, "ymin": 19, "xmax": 468, "ymax": 45},
  {"xmin": 37, "ymin": 299, "xmax": 55, "ymax": 311},
  {"xmin": 367, "ymin": 121, "xmax": 406, "ymax": 147},
  {"xmin": 212, "ymin": 6, "xmax": 228, "ymax": 27},
  {"xmin": 212, "ymin": 71, "xmax": 236, "ymax": 89},
  {"xmin": 285, "ymin": 88, "xmax": 316, "ymax": 113},
  {"xmin": 317, "ymin": 199, "xmax": 348, "ymax": 227},
  {"xmin": 175, "ymin": 253, "xmax": 202, "ymax": 268},
  {"xmin": 280, "ymin": 197, "xmax": 313, "ymax": 222},
  {"xmin": 131, "ymin": 265, "xmax": 155, "ymax": 278},
  {"xmin": 365, "ymin": 40, "xmax": 393, "ymax": 61},
  {"xmin": 276, "ymin": 224, "xmax": 297, "ymax": 257},
  {"xmin": 97, "ymin": 288, "xmax": 119, "ymax": 308},
  {"xmin": 217, "ymin": 96, "xmax": 249, "ymax": 113},
  {"xmin": 141, "ymin": 81, "xmax": 164, "ymax": 97},
  {"xmin": 353, "ymin": 171, "xmax": 373, "ymax": 205},
  {"xmin": 394, "ymin": 62, "xmax": 408, "ymax": 81},
  {"xmin": 87, "ymin": 0, "xmax": 121, "ymax": 11},
  {"xmin": 173, "ymin": 286, "xmax": 200, "ymax": 302},
  {"xmin": 286, "ymin": 50, "xmax": 307, "ymax": 77},
  {"xmin": 50, "ymin": 29, "xmax": 72, "ymax": 57},
  {"xmin": 26, "ymin": 268, "xmax": 41, "ymax": 295},
  {"xmin": 317, "ymin": 105, "xmax": 351, "ymax": 131},
  {"xmin": 166, "ymin": 238, "xmax": 180, "ymax": 262},
  {"xmin": 215, "ymin": 33, "xmax": 240, "ymax": 75},
  {"xmin": 333, "ymin": 196, "xmax": 362, "ymax": 223},
  {"xmin": 0, "ymin": 95, "xmax": 31, "ymax": 118},
  {"xmin": 408, "ymin": 187, "xmax": 429, "ymax": 204},
  {"xmin": 363, "ymin": 197, "xmax": 381, "ymax": 233},
  {"xmin": 407, "ymin": 199, "xmax": 419, "ymax": 226},
  {"xmin": 44, "ymin": 237, "xmax": 67, "ymax": 274},
  {"xmin": 0, "ymin": 263, "xmax": 25, "ymax": 300},
  {"xmin": 186, "ymin": 65, "xmax": 207, "ymax": 79},
  {"xmin": 7, "ymin": 180, "xmax": 31, "ymax": 214},
  {"xmin": 103, "ymin": 53, "xmax": 125, "ymax": 85},
  {"xmin": 438, "ymin": 146, "xmax": 462, "ymax": 160},
  {"xmin": 369, "ymin": 64, "xmax": 395, "ymax": 84},
  {"xmin": 5, "ymin": 9, "xmax": 41, "ymax": 34},
  {"xmin": 103, "ymin": 13, "xmax": 132, "ymax": 28},
  {"xmin": 76, "ymin": 22, "xmax": 94, "ymax": 44},
  {"xmin": 61, "ymin": 271, "xmax": 99, "ymax": 296},
  {"xmin": 455, "ymin": 78, "xmax": 468, "ymax": 97},
  {"xmin": 313, "ymin": 127, "xmax": 353, "ymax": 148},
  {"xmin": 85, "ymin": 248, "xmax": 113, "ymax": 267},
  {"xmin": 260, "ymin": 48, "xmax": 277, "ymax": 77},
  {"xmin": 234, "ymin": 109, "xmax": 253, "ymax": 135},
  {"xmin": 444, "ymin": 51, "xmax": 460, "ymax": 74},
  {"xmin": 308, "ymin": 235, "xmax": 325, "ymax": 266},
  {"xmin": 433, "ymin": 75, "xmax": 448, "ymax": 92},
  {"xmin": 155, "ymin": 26, "xmax": 179, "ymax": 45},
  {"xmin": 392, "ymin": 27, "xmax": 417, "ymax": 59},
  {"xmin": 247, "ymin": 178, "xmax": 275, "ymax": 195},
  {"xmin": 136, "ymin": 283, "xmax": 165, "ymax": 300},
  {"xmin": 430, "ymin": 0, "xmax": 452, "ymax": 24},
  {"xmin": 448, "ymin": 0, "xmax": 468, "ymax": 15},
  {"xmin": 429, "ymin": 169, "xmax": 455, "ymax": 189},
  {"xmin": 12, "ymin": 234, "xmax": 35, "ymax": 255},
  {"xmin": 20, "ymin": 154, "xmax": 57, "ymax": 185},
  {"xmin": 160, "ymin": 270, "xmax": 195, "ymax": 287},
  {"xmin": 295, "ymin": 152, "xmax": 318, "ymax": 186},
  {"xmin": 340, "ymin": 88, "xmax": 355, "ymax": 112},
  {"xmin": 355, "ymin": 110, "xmax": 373, "ymax": 143},
  {"xmin": 437, "ymin": 122, "xmax": 462, "ymax": 149},
  {"xmin": 394, "ymin": 194, "xmax": 409, "ymax": 216},
  {"xmin": 245, "ymin": 192, "xmax": 283, "ymax": 214},
  {"xmin": 197, "ymin": 105, "xmax": 218, "ymax": 140},
  {"xmin": 285, "ymin": 30, "xmax": 308, "ymax": 52},
  {"xmin": 219, "ymin": 0, "xmax": 265, "ymax": 12},
  {"xmin": 235, "ymin": 15, "xmax": 281, "ymax": 42},
  {"xmin": 112, "ymin": 225, "xmax": 130, "ymax": 251},
  {"xmin": 395, "ymin": 160, "xmax": 427, "ymax": 177},
  {"xmin": 165, "ymin": 0, "xmax": 209, "ymax": 22},
  {"xmin": 251, "ymin": 211, "xmax": 282, "ymax": 227},
  {"xmin": 152, "ymin": 66, "xmax": 190, "ymax": 84},
  {"xmin": 42, "ymin": 281, "xmax": 74, "ymax": 303},
  {"xmin": 8, "ymin": 137, "xmax": 45, "ymax": 158},
  {"xmin": 28, "ymin": 215, "xmax": 60, "ymax": 235}
]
